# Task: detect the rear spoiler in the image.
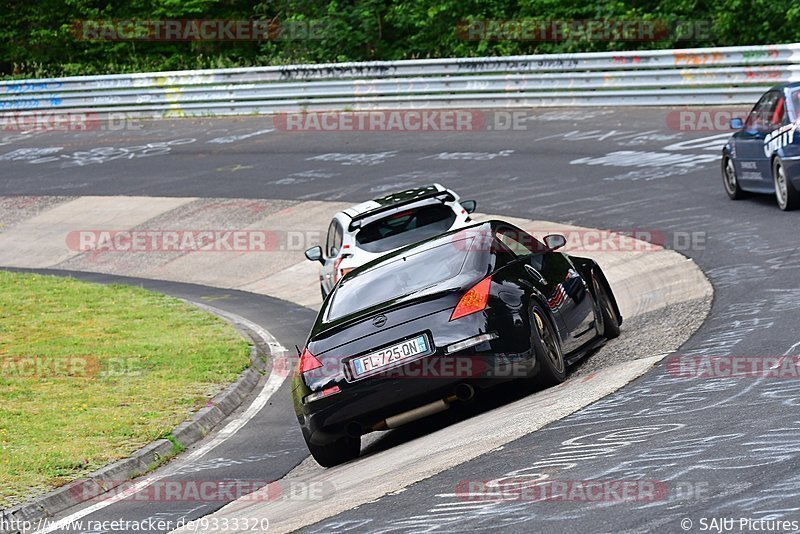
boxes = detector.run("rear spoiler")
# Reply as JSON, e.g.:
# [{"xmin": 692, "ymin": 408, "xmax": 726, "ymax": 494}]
[{"xmin": 348, "ymin": 190, "xmax": 455, "ymax": 231}]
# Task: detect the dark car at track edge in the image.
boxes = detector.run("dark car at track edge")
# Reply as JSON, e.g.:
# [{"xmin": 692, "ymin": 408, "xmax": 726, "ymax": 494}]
[
  {"xmin": 291, "ymin": 220, "xmax": 622, "ymax": 467},
  {"xmin": 722, "ymin": 82, "xmax": 800, "ymax": 210}
]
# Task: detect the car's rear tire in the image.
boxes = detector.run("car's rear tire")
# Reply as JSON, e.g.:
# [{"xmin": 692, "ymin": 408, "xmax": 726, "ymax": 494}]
[
  {"xmin": 304, "ymin": 432, "xmax": 360, "ymax": 468},
  {"xmin": 530, "ymin": 306, "xmax": 566, "ymax": 387},
  {"xmin": 773, "ymin": 158, "xmax": 800, "ymax": 211},
  {"xmin": 592, "ymin": 275, "xmax": 620, "ymax": 340},
  {"xmin": 722, "ymin": 154, "xmax": 749, "ymax": 200}
]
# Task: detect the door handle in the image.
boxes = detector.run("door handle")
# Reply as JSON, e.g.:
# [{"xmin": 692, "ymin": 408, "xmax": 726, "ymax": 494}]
[{"xmin": 524, "ymin": 264, "xmax": 547, "ymax": 285}]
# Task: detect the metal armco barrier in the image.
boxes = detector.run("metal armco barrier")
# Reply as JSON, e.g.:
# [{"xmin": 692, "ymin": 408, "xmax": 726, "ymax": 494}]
[{"xmin": 2, "ymin": 43, "xmax": 800, "ymax": 118}]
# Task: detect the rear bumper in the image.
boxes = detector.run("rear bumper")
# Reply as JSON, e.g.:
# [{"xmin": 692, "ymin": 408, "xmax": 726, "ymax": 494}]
[
  {"xmin": 294, "ymin": 310, "xmax": 539, "ymax": 445},
  {"xmin": 299, "ymin": 365, "xmax": 531, "ymax": 445}
]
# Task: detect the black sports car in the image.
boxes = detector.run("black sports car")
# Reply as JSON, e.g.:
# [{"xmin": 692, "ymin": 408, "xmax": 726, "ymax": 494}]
[{"xmin": 291, "ymin": 220, "xmax": 622, "ymax": 467}]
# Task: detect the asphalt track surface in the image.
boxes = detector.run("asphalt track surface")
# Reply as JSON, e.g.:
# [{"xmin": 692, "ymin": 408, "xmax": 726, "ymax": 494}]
[{"xmin": 3, "ymin": 108, "xmax": 800, "ymax": 533}]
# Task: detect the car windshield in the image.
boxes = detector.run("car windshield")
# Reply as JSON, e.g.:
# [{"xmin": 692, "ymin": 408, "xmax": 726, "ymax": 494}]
[
  {"xmin": 355, "ymin": 204, "xmax": 457, "ymax": 253},
  {"xmin": 326, "ymin": 237, "xmax": 473, "ymax": 320}
]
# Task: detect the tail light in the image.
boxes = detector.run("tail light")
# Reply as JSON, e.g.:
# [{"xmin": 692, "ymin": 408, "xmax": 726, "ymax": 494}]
[
  {"xmin": 299, "ymin": 347, "xmax": 323, "ymax": 374},
  {"xmin": 450, "ymin": 276, "xmax": 492, "ymax": 321}
]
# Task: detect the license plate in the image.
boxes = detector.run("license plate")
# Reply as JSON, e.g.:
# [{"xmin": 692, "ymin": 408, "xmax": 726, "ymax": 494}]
[{"xmin": 350, "ymin": 335, "xmax": 428, "ymax": 378}]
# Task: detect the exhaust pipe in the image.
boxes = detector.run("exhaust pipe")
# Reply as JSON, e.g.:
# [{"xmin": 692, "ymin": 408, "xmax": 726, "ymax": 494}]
[
  {"xmin": 345, "ymin": 421, "xmax": 363, "ymax": 438},
  {"xmin": 372, "ymin": 384, "xmax": 476, "ymax": 431},
  {"xmin": 455, "ymin": 383, "xmax": 475, "ymax": 402}
]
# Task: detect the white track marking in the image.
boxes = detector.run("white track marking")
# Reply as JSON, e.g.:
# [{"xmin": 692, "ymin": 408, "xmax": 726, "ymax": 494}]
[
  {"xmin": 783, "ymin": 340, "xmax": 800, "ymax": 356},
  {"xmin": 207, "ymin": 128, "xmax": 275, "ymax": 144},
  {"xmin": 35, "ymin": 304, "xmax": 287, "ymax": 534}
]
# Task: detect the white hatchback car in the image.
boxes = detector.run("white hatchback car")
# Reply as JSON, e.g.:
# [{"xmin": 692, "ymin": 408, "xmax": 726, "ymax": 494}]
[{"xmin": 305, "ymin": 184, "xmax": 477, "ymax": 299}]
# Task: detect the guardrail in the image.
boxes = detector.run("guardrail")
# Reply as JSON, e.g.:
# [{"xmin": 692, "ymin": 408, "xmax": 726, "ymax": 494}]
[{"xmin": 2, "ymin": 43, "xmax": 799, "ymax": 118}]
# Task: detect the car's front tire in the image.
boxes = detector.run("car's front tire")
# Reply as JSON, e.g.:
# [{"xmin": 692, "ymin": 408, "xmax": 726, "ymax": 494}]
[
  {"xmin": 303, "ymin": 431, "xmax": 360, "ymax": 468},
  {"xmin": 773, "ymin": 158, "xmax": 800, "ymax": 211},
  {"xmin": 530, "ymin": 306, "xmax": 566, "ymax": 387},
  {"xmin": 722, "ymin": 153, "xmax": 749, "ymax": 200}
]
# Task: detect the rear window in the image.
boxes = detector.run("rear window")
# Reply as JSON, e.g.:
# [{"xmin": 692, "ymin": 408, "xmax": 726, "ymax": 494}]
[
  {"xmin": 355, "ymin": 204, "xmax": 457, "ymax": 253},
  {"xmin": 326, "ymin": 237, "xmax": 473, "ymax": 321}
]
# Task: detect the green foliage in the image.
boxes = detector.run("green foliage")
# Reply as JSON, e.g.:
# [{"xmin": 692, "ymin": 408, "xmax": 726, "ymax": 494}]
[{"xmin": 2, "ymin": 0, "xmax": 799, "ymax": 78}]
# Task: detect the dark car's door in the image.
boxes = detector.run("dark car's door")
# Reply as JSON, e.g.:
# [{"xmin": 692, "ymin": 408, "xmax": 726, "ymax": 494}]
[
  {"xmin": 495, "ymin": 226, "xmax": 594, "ymax": 354},
  {"xmin": 734, "ymin": 90, "xmax": 787, "ymax": 189}
]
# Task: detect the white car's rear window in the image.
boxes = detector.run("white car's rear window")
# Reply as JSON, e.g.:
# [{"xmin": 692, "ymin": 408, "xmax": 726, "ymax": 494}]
[{"xmin": 355, "ymin": 204, "xmax": 457, "ymax": 253}]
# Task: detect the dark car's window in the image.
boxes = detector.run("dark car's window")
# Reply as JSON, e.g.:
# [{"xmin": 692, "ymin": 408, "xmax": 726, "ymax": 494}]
[
  {"xmin": 496, "ymin": 227, "xmax": 547, "ymax": 256},
  {"xmin": 355, "ymin": 204, "xmax": 457, "ymax": 253},
  {"xmin": 495, "ymin": 226, "xmax": 549, "ymax": 271},
  {"xmin": 770, "ymin": 95, "xmax": 787, "ymax": 128},
  {"xmin": 746, "ymin": 91, "xmax": 785, "ymax": 132},
  {"xmin": 326, "ymin": 237, "xmax": 473, "ymax": 320},
  {"xmin": 744, "ymin": 93, "xmax": 771, "ymax": 130},
  {"xmin": 491, "ymin": 238, "xmax": 518, "ymax": 268}
]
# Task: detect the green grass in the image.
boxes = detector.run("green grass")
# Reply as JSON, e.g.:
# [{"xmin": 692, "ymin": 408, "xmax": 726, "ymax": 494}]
[{"xmin": 0, "ymin": 271, "xmax": 250, "ymax": 508}]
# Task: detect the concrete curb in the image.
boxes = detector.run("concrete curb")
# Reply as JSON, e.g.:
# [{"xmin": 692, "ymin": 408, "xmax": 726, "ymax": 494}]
[{"xmin": 0, "ymin": 316, "xmax": 269, "ymax": 534}]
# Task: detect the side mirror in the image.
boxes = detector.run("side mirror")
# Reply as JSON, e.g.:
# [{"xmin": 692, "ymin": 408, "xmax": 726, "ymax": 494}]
[
  {"xmin": 461, "ymin": 200, "xmax": 477, "ymax": 214},
  {"xmin": 544, "ymin": 234, "xmax": 566, "ymax": 251},
  {"xmin": 730, "ymin": 118, "xmax": 743, "ymax": 130},
  {"xmin": 305, "ymin": 246, "xmax": 324, "ymax": 263}
]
